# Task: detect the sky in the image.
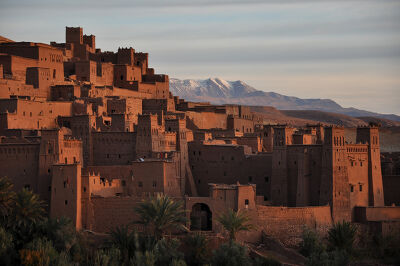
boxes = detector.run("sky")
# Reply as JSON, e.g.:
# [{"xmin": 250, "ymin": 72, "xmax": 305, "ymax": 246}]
[{"xmin": 1, "ymin": 0, "xmax": 399, "ymax": 115}]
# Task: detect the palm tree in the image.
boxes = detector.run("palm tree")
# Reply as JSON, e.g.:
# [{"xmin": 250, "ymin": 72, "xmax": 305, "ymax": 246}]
[
  {"xmin": 327, "ymin": 221, "xmax": 357, "ymax": 253},
  {"xmin": 183, "ymin": 233, "xmax": 210, "ymax": 266},
  {"xmin": 109, "ymin": 225, "xmax": 136, "ymax": 263},
  {"xmin": 134, "ymin": 194, "xmax": 187, "ymax": 239},
  {"xmin": 217, "ymin": 209, "xmax": 255, "ymax": 241},
  {"xmin": 40, "ymin": 217, "xmax": 77, "ymax": 252},
  {"xmin": 10, "ymin": 188, "xmax": 46, "ymax": 239},
  {"xmin": 0, "ymin": 177, "xmax": 15, "ymax": 220}
]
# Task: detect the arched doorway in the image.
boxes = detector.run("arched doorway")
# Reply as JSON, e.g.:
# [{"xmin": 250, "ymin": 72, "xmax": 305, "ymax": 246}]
[{"xmin": 190, "ymin": 203, "xmax": 212, "ymax": 231}]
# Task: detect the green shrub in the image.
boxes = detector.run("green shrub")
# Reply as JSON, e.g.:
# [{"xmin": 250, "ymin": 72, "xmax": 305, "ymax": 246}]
[
  {"xmin": 183, "ymin": 233, "xmax": 210, "ymax": 266},
  {"xmin": 327, "ymin": 221, "xmax": 357, "ymax": 253},
  {"xmin": 211, "ymin": 241, "xmax": 251, "ymax": 266},
  {"xmin": 300, "ymin": 228, "xmax": 325, "ymax": 257},
  {"xmin": 154, "ymin": 238, "xmax": 185, "ymax": 266}
]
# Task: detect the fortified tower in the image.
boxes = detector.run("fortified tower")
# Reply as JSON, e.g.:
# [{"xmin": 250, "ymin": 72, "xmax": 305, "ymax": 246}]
[
  {"xmin": 136, "ymin": 114, "xmax": 160, "ymax": 158},
  {"xmin": 271, "ymin": 126, "xmax": 294, "ymax": 205},
  {"xmin": 320, "ymin": 127, "xmax": 351, "ymax": 222},
  {"xmin": 50, "ymin": 163, "xmax": 82, "ymax": 229},
  {"xmin": 66, "ymin": 27, "xmax": 83, "ymax": 44},
  {"xmin": 117, "ymin": 47, "xmax": 135, "ymax": 66},
  {"xmin": 356, "ymin": 126, "xmax": 384, "ymax": 206}
]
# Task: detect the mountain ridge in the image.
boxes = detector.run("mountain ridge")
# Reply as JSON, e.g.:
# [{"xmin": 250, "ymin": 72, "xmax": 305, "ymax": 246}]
[{"xmin": 170, "ymin": 78, "xmax": 400, "ymax": 122}]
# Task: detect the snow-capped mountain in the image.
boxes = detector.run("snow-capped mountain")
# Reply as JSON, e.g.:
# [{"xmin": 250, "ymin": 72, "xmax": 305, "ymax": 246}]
[
  {"xmin": 169, "ymin": 78, "xmax": 400, "ymax": 122},
  {"xmin": 169, "ymin": 78, "xmax": 257, "ymax": 98}
]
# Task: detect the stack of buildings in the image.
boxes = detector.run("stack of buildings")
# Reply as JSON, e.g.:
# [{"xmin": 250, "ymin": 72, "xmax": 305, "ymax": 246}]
[{"xmin": 0, "ymin": 27, "xmax": 398, "ymax": 245}]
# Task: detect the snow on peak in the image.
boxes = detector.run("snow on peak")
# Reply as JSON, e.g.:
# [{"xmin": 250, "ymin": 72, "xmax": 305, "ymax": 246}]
[{"xmin": 169, "ymin": 77, "xmax": 257, "ymax": 98}]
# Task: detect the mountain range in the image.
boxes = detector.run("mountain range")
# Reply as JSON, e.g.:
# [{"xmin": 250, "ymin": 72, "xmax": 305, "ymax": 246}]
[{"xmin": 169, "ymin": 78, "xmax": 400, "ymax": 122}]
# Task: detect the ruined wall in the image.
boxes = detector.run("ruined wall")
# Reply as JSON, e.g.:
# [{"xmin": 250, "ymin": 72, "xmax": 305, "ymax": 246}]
[{"xmin": 256, "ymin": 205, "xmax": 332, "ymax": 247}]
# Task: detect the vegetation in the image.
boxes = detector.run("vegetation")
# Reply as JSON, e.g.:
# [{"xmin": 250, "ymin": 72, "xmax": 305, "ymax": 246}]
[
  {"xmin": 1, "ymin": 177, "xmax": 397, "ymax": 265},
  {"xmin": 216, "ymin": 208, "xmax": 255, "ymax": 241},
  {"xmin": 134, "ymin": 194, "xmax": 188, "ymax": 239},
  {"xmin": 327, "ymin": 221, "xmax": 357, "ymax": 253},
  {"xmin": 183, "ymin": 233, "xmax": 210, "ymax": 266},
  {"xmin": 211, "ymin": 241, "xmax": 251, "ymax": 266},
  {"xmin": 300, "ymin": 222, "xmax": 400, "ymax": 266}
]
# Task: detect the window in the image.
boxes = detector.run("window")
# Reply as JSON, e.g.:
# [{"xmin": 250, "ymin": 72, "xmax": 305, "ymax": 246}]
[
  {"xmin": 248, "ymin": 176, "xmax": 252, "ymax": 182},
  {"xmin": 360, "ymin": 162, "xmax": 363, "ymax": 167},
  {"xmin": 65, "ymin": 200, "xmax": 68, "ymax": 205},
  {"xmin": 223, "ymin": 171, "xmax": 227, "ymax": 176},
  {"xmin": 265, "ymin": 176, "xmax": 269, "ymax": 182},
  {"xmin": 63, "ymin": 181, "xmax": 67, "ymax": 188},
  {"xmin": 351, "ymin": 162, "xmax": 353, "ymax": 167},
  {"xmin": 83, "ymin": 187, "xmax": 86, "ymax": 192},
  {"xmin": 152, "ymin": 181, "xmax": 157, "ymax": 188},
  {"xmin": 359, "ymin": 184, "xmax": 363, "ymax": 192},
  {"xmin": 350, "ymin": 185, "xmax": 354, "ymax": 192},
  {"xmin": 138, "ymin": 181, "xmax": 143, "ymax": 187},
  {"xmin": 245, "ymin": 199, "xmax": 249, "ymax": 205},
  {"xmin": 122, "ymin": 180, "xmax": 126, "ymax": 187}
]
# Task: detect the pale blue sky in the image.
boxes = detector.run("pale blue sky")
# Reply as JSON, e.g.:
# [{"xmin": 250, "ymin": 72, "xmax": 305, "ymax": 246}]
[{"xmin": 1, "ymin": 0, "xmax": 399, "ymax": 114}]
